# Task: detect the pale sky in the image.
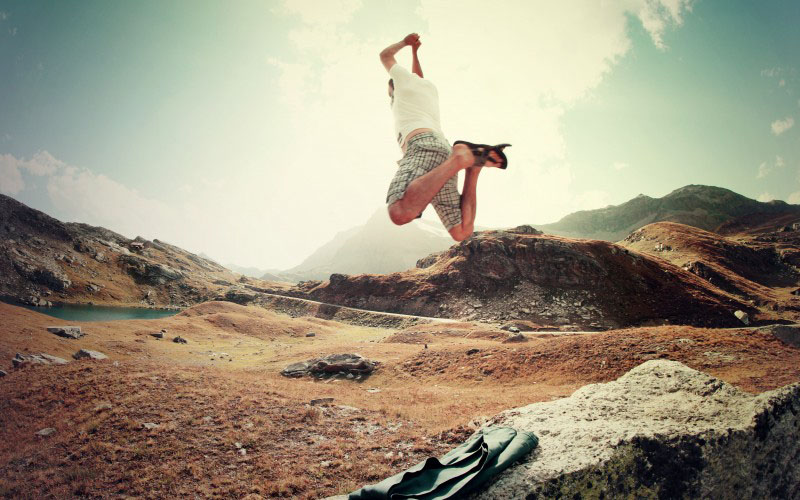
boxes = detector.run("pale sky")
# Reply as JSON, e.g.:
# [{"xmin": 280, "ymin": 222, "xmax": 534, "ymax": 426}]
[{"xmin": 1, "ymin": 0, "xmax": 798, "ymax": 269}]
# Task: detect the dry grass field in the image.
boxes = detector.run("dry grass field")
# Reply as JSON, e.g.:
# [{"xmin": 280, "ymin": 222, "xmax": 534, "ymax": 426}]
[{"xmin": 2, "ymin": 300, "xmax": 799, "ymax": 498}]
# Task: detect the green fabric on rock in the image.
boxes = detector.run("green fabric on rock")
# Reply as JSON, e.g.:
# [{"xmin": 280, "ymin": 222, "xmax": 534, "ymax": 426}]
[{"xmin": 348, "ymin": 427, "xmax": 538, "ymax": 500}]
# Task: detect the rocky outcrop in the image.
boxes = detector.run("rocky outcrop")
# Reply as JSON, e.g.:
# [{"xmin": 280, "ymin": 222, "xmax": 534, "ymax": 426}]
[
  {"xmin": 0, "ymin": 194, "xmax": 249, "ymax": 308},
  {"xmin": 119, "ymin": 254, "xmax": 183, "ymax": 285},
  {"xmin": 281, "ymin": 353, "xmax": 378, "ymax": 378},
  {"xmin": 73, "ymin": 349, "xmax": 108, "ymax": 360},
  {"xmin": 12, "ymin": 353, "xmax": 70, "ymax": 368},
  {"xmin": 46, "ymin": 326, "xmax": 84, "ymax": 339},
  {"xmin": 302, "ymin": 230, "xmax": 750, "ymax": 329},
  {"xmin": 476, "ymin": 360, "xmax": 800, "ymax": 499}
]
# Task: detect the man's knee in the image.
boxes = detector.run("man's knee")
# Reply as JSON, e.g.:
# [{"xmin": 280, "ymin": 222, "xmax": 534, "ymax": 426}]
[
  {"xmin": 448, "ymin": 224, "xmax": 473, "ymax": 242},
  {"xmin": 388, "ymin": 202, "xmax": 414, "ymax": 226}
]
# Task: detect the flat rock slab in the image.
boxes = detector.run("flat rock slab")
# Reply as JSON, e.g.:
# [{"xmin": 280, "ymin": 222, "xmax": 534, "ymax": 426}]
[
  {"xmin": 281, "ymin": 353, "xmax": 378, "ymax": 378},
  {"xmin": 46, "ymin": 326, "xmax": 84, "ymax": 339},
  {"xmin": 73, "ymin": 349, "xmax": 108, "ymax": 360},
  {"xmin": 12, "ymin": 353, "xmax": 69, "ymax": 368},
  {"xmin": 477, "ymin": 360, "xmax": 800, "ymax": 499}
]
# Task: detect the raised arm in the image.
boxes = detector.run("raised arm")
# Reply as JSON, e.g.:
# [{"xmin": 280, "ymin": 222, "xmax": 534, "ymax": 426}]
[
  {"xmin": 379, "ymin": 33, "xmax": 419, "ymax": 73},
  {"xmin": 411, "ymin": 40, "xmax": 423, "ymax": 78}
]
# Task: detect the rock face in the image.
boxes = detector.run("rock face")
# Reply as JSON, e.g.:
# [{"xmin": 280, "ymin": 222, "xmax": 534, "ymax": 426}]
[
  {"xmin": 12, "ymin": 353, "xmax": 69, "ymax": 368},
  {"xmin": 46, "ymin": 326, "xmax": 84, "ymax": 339},
  {"xmin": 758, "ymin": 324, "xmax": 800, "ymax": 348},
  {"xmin": 302, "ymin": 230, "xmax": 749, "ymax": 329},
  {"xmin": 0, "ymin": 193, "xmax": 249, "ymax": 309},
  {"xmin": 73, "ymin": 349, "xmax": 108, "ymax": 360},
  {"xmin": 476, "ymin": 360, "xmax": 800, "ymax": 499},
  {"xmin": 281, "ymin": 353, "xmax": 378, "ymax": 378}
]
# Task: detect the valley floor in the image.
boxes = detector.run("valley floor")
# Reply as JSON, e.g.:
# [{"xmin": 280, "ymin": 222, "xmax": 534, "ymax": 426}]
[{"xmin": 1, "ymin": 301, "xmax": 799, "ymax": 498}]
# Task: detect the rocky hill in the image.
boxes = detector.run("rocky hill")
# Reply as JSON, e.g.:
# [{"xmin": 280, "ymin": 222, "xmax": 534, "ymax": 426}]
[
  {"xmin": 621, "ymin": 222, "xmax": 800, "ymax": 309},
  {"xmin": 537, "ymin": 184, "xmax": 800, "ymax": 242},
  {"xmin": 0, "ymin": 194, "xmax": 249, "ymax": 308},
  {"xmin": 295, "ymin": 226, "xmax": 751, "ymax": 329}
]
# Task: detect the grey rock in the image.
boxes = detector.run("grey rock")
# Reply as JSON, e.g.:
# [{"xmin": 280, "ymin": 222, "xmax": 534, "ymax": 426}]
[
  {"xmin": 73, "ymin": 349, "xmax": 108, "ymax": 360},
  {"xmin": 238, "ymin": 448, "xmax": 247, "ymax": 456},
  {"xmin": 223, "ymin": 287, "xmax": 258, "ymax": 305},
  {"xmin": 47, "ymin": 326, "xmax": 84, "ymax": 339},
  {"xmin": 86, "ymin": 283, "xmax": 101, "ymax": 293},
  {"xmin": 142, "ymin": 422, "xmax": 158, "ymax": 430},
  {"xmin": 508, "ymin": 326, "xmax": 520, "ymax": 334},
  {"xmin": 36, "ymin": 427, "xmax": 56, "ymax": 437},
  {"xmin": 466, "ymin": 348, "xmax": 480, "ymax": 355},
  {"xmin": 151, "ymin": 331, "xmax": 164, "ymax": 339},
  {"xmin": 281, "ymin": 353, "xmax": 378, "ymax": 378},
  {"xmin": 94, "ymin": 403, "xmax": 113, "ymax": 412},
  {"xmin": 173, "ymin": 336, "xmax": 188, "ymax": 344},
  {"xmin": 477, "ymin": 360, "xmax": 800, "ymax": 499},
  {"xmin": 310, "ymin": 398, "xmax": 334, "ymax": 406},
  {"xmin": 306, "ymin": 332, "xmax": 316, "ymax": 337},
  {"xmin": 119, "ymin": 254, "xmax": 183, "ymax": 285},
  {"xmin": 0, "ymin": 370, "xmax": 6, "ymax": 377},
  {"xmin": 505, "ymin": 332, "xmax": 526, "ymax": 342},
  {"xmin": 12, "ymin": 353, "xmax": 69, "ymax": 368},
  {"xmin": 734, "ymin": 310, "xmax": 749, "ymax": 325},
  {"xmin": 757, "ymin": 324, "xmax": 800, "ymax": 348}
]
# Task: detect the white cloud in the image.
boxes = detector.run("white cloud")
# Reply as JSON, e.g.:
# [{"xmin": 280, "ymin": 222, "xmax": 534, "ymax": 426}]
[
  {"xmin": 277, "ymin": 0, "xmax": 362, "ymax": 26},
  {"xmin": 0, "ymin": 154, "xmax": 25, "ymax": 195},
  {"xmin": 0, "ymin": 11, "xmax": 7, "ymax": 21},
  {"xmin": 757, "ymin": 192, "xmax": 775, "ymax": 202},
  {"xmin": 788, "ymin": 191, "xmax": 800, "ymax": 204},
  {"xmin": 757, "ymin": 156, "xmax": 786, "ymax": 179},
  {"xmin": 612, "ymin": 161, "xmax": 629, "ymax": 171},
  {"xmin": 771, "ymin": 117, "xmax": 795, "ymax": 135}
]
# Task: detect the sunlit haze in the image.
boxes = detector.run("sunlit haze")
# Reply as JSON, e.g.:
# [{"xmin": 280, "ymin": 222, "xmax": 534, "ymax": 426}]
[{"xmin": 1, "ymin": 0, "xmax": 798, "ymax": 269}]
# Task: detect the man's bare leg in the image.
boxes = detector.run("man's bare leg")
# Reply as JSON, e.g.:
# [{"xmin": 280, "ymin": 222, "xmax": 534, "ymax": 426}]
[
  {"xmin": 388, "ymin": 144, "xmax": 500, "ymax": 227},
  {"xmin": 448, "ymin": 166, "xmax": 481, "ymax": 241}
]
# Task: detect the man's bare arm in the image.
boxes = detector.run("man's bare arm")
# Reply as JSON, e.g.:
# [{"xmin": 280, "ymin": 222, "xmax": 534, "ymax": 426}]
[
  {"xmin": 379, "ymin": 33, "xmax": 419, "ymax": 73},
  {"xmin": 411, "ymin": 43, "xmax": 423, "ymax": 78}
]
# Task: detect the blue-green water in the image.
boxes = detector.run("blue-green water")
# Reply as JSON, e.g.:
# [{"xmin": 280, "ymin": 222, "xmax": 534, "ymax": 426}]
[{"xmin": 13, "ymin": 303, "xmax": 180, "ymax": 322}]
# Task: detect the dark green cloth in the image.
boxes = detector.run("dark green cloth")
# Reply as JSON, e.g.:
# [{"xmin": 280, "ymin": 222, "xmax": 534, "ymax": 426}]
[{"xmin": 348, "ymin": 427, "xmax": 538, "ymax": 500}]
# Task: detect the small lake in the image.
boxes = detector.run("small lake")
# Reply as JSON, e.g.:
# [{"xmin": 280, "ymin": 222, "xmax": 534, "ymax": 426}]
[{"xmin": 12, "ymin": 303, "xmax": 181, "ymax": 322}]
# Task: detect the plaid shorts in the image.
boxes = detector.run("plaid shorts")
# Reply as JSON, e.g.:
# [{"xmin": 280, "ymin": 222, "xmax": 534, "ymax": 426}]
[{"xmin": 386, "ymin": 132, "xmax": 462, "ymax": 230}]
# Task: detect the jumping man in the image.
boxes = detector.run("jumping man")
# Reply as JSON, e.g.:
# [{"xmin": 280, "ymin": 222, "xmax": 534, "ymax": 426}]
[{"xmin": 381, "ymin": 33, "xmax": 511, "ymax": 241}]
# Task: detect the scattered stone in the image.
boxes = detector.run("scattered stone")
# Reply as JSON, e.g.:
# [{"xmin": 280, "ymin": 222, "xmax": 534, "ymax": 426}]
[
  {"xmin": 36, "ymin": 428, "xmax": 56, "ymax": 437},
  {"xmin": 46, "ymin": 326, "xmax": 84, "ymax": 339},
  {"xmin": 238, "ymin": 448, "xmax": 247, "ymax": 456},
  {"xmin": 281, "ymin": 353, "xmax": 378, "ymax": 378},
  {"xmin": 306, "ymin": 332, "xmax": 316, "ymax": 337},
  {"xmin": 734, "ymin": 310, "xmax": 750, "ymax": 325},
  {"xmin": 234, "ymin": 442, "xmax": 243, "ymax": 449},
  {"xmin": 367, "ymin": 388, "xmax": 381, "ymax": 394},
  {"xmin": 479, "ymin": 360, "xmax": 800, "ymax": 499},
  {"xmin": 150, "ymin": 331, "xmax": 164, "ymax": 339},
  {"xmin": 160, "ymin": 328, "xmax": 168, "ymax": 333},
  {"xmin": 320, "ymin": 460, "xmax": 332, "ymax": 468},
  {"xmin": 310, "ymin": 398, "xmax": 335, "ymax": 406},
  {"xmin": 346, "ymin": 373, "xmax": 355, "ymax": 380},
  {"xmin": 508, "ymin": 326, "xmax": 520, "ymax": 334},
  {"xmin": 94, "ymin": 403, "xmax": 113, "ymax": 412},
  {"xmin": 466, "ymin": 348, "xmax": 480, "ymax": 355},
  {"xmin": 142, "ymin": 422, "xmax": 158, "ymax": 430},
  {"xmin": 505, "ymin": 332, "xmax": 526, "ymax": 343},
  {"xmin": 12, "ymin": 353, "xmax": 69, "ymax": 368},
  {"xmin": 86, "ymin": 283, "xmax": 101, "ymax": 293},
  {"xmin": 73, "ymin": 349, "xmax": 108, "ymax": 360},
  {"xmin": 94, "ymin": 252, "xmax": 107, "ymax": 262},
  {"xmin": 173, "ymin": 336, "xmax": 188, "ymax": 344},
  {"xmin": 0, "ymin": 370, "xmax": 6, "ymax": 377}
]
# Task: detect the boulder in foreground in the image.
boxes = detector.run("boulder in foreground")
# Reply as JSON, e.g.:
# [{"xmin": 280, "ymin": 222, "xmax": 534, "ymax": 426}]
[
  {"xmin": 281, "ymin": 353, "xmax": 378, "ymax": 378},
  {"xmin": 73, "ymin": 349, "xmax": 108, "ymax": 360},
  {"xmin": 477, "ymin": 360, "xmax": 800, "ymax": 499}
]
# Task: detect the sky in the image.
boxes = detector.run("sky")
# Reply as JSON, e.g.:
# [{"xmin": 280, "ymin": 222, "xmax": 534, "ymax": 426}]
[{"xmin": 0, "ymin": 0, "xmax": 798, "ymax": 270}]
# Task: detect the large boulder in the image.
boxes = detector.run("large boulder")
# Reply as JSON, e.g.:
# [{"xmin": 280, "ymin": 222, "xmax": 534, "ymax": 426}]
[
  {"xmin": 281, "ymin": 353, "xmax": 378, "ymax": 378},
  {"xmin": 73, "ymin": 349, "xmax": 108, "ymax": 360},
  {"xmin": 477, "ymin": 360, "xmax": 800, "ymax": 499},
  {"xmin": 46, "ymin": 326, "xmax": 84, "ymax": 339},
  {"xmin": 12, "ymin": 353, "xmax": 69, "ymax": 368}
]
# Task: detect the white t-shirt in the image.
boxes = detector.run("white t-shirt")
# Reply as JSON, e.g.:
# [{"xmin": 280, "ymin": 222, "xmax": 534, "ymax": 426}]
[{"xmin": 389, "ymin": 64, "xmax": 443, "ymax": 148}]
